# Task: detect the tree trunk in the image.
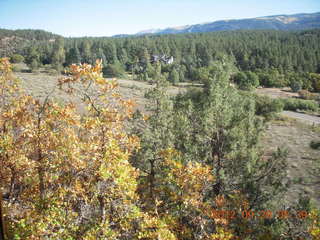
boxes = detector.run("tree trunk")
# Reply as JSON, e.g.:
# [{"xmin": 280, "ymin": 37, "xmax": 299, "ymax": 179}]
[
  {"xmin": 212, "ymin": 130, "xmax": 224, "ymax": 196},
  {"xmin": 37, "ymin": 116, "xmax": 46, "ymax": 208},
  {"xmin": 0, "ymin": 123, "xmax": 7, "ymax": 240},
  {"xmin": 0, "ymin": 188, "xmax": 6, "ymax": 240},
  {"xmin": 149, "ymin": 159, "xmax": 155, "ymax": 201}
]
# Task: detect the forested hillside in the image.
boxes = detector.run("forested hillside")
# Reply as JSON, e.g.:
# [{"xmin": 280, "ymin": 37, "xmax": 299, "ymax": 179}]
[
  {"xmin": 0, "ymin": 29, "xmax": 59, "ymax": 40},
  {"xmin": 2, "ymin": 29, "xmax": 320, "ymax": 91},
  {"xmin": 0, "ymin": 29, "xmax": 60, "ymax": 57}
]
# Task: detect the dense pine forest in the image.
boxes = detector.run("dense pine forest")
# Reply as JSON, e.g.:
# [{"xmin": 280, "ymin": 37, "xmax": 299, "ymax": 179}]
[
  {"xmin": 1, "ymin": 27, "xmax": 320, "ymax": 239},
  {"xmin": 1, "ymin": 29, "xmax": 320, "ymax": 90}
]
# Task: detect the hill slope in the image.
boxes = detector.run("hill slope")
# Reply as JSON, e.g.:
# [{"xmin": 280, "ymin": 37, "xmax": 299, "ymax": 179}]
[
  {"xmin": 135, "ymin": 12, "xmax": 320, "ymax": 36},
  {"xmin": 0, "ymin": 29, "xmax": 61, "ymax": 57}
]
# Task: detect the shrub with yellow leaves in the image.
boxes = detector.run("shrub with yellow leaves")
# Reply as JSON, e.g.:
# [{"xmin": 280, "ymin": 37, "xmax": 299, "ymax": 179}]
[
  {"xmin": 309, "ymin": 209, "xmax": 320, "ymax": 240},
  {"xmin": 0, "ymin": 58, "xmax": 175, "ymax": 239}
]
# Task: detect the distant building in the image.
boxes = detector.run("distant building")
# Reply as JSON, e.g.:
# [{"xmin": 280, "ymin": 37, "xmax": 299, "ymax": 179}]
[
  {"xmin": 151, "ymin": 54, "xmax": 174, "ymax": 64},
  {"xmin": 167, "ymin": 56, "xmax": 174, "ymax": 64}
]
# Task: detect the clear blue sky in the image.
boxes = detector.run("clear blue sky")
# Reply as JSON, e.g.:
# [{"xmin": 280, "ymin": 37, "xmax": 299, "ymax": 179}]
[{"xmin": 1, "ymin": 0, "xmax": 319, "ymax": 37}]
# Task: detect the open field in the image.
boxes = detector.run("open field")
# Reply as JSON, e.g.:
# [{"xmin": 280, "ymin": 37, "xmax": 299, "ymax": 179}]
[
  {"xmin": 255, "ymin": 87, "xmax": 299, "ymax": 99},
  {"xmin": 15, "ymin": 71, "xmax": 190, "ymax": 113},
  {"xmin": 281, "ymin": 111, "xmax": 320, "ymax": 125},
  {"xmin": 263, "ymin": 118, "xmax": 320, "ymax": 206},
  {"xmin": 256, "ymin": 86, "xmax": 320, "ymax": 206}
]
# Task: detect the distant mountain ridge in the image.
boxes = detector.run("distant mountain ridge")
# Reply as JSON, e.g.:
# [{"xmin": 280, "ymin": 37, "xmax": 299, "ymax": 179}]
[
  {"xmin": 132, "ymin": 12, "xmax": 320, "ymax": 36},
  {"xmin": 1, "ymin": 12, "xmax": 319, "ymax": 39}
]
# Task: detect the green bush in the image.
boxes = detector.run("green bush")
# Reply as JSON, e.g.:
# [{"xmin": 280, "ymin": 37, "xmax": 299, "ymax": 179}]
[
  {"xmin": 309, "ymin": 73, "xmax": 320, "ymax": 92},
  {"xmin": 254, "ymin": 95, "xmax": 284, "ymax": 118},
  {"xmin": 287, "ymin": 72, "xmax": 313, "ymax": 91},
  {"xmin": 10, "ymin": 54, "xmax": 24, "ymax": 63},
  {"xmin": 102, "ymin": 63, "xmax": 125, "ymax": 78},
  {"xmin": 12, "ymin": 65, "xmax": 22, "ymax": 72},
  {"xmin": 169, "ymin": 68, "xmax": 180, "ymax": 85},
  {"xmin": 29, "ymin": 59, "xmax": 40, "ymax": 72},
  {"xmin": 234, "ymin": 71, "xmax": 259, "ymax": 90},
  {"xmin": 290, "ymin": 81, "xmax": 302, "ymax": 92},
  {"xmin": 280, "ymin": 98, "xmax": 318, "ymax": 112},
  {"xmin": 310, "ymin": 140, "xmax": 320, "ymax": 150},
  {"xmin": 257, "ymin": 69, "xmax": 287, "ymax": 88},
  {"xmin": 43, "ymin": 64, "xmax": 52, "ymax": 71}
]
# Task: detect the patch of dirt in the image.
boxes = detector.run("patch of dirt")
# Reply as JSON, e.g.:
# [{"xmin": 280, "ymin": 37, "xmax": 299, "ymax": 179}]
[
  {"xmin": 262, "ymin": 120, "xmax": 320, "ymax": 207},
  {"xmin": 281, "ymin": 111, "xmax": 320, "ymax": 125},
  {"xmin": 15, "ymin": 72, "xmax": 191, "ymax": 113},
  {"xmin": 255, "ymin": 87, "xmax": 299, "ymax": 99}
]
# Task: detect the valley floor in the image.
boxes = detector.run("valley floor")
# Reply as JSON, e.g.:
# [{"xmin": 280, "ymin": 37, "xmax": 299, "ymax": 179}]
[{"xmin": 263, "ymin": 119, "xmax": 320, "ymax": 207}]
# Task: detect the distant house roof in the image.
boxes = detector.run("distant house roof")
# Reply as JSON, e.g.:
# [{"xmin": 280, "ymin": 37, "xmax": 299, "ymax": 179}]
[{"xmin": 151, "ymin": 54, "xmax": 174, "ymax": 64}]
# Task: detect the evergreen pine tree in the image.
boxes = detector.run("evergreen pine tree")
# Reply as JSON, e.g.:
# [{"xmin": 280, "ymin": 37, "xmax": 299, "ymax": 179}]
[
  {"xmin": 51, "ymin": 38, "xmax": 65, "ymax": 71},
  {"xmin": 169, "ymin": 68, "xmax": 179, "ymax": 85},
  {"xmin": 173, "ymin": 60, "xmax": 288, "ymax": 209},
  {"xmin": 65, "ymin": 46, "xmax": 81, "ymax": 65}
]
